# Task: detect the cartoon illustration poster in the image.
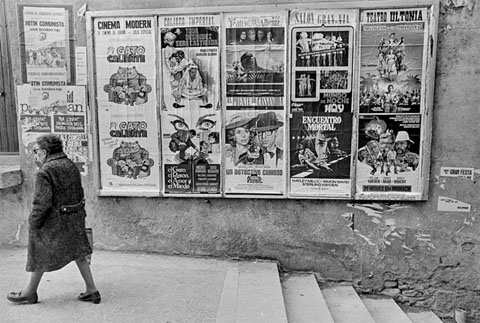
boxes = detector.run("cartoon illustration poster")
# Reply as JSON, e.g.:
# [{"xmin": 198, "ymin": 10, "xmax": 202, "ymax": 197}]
[
  {"xmin": 288, "ymin": 10, "xmax": 356, "ymax": 198},
  {"xmin": 94, "ymin": 16, "xmax": 160, "ymax": 195},
  {"xmin": 355, "ymin": 114, "xmax": 422, "ymax": 199},
  {"xmin": 17, "ymin": 85, "xmax": 89, "ymax": 175},
  {"xmin": 19, "ymin": 6, "xmax": 71, "ymax": 83},
  {"xmin": 359, "ymin": 8, "xmax": 427, "ymax": 114},
  {"xmin": 159, "ymin": 15, "xmax": 221, "ymax": 195},
  {"xmin": 223, "ymin": 12, "xmax": 287, "ymax": 195},
  {"xmin": 356, "ymin": 8, "xmax": 428, "ymax": 200}
]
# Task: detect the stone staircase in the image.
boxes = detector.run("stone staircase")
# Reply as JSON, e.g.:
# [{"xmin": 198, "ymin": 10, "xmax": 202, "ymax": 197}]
[
  {"xmin": 281, "ymin": 273, "xmax": 444, "ymax": 323},
  {"xmin": 213, "ymin": 260, "xmax": 444, "ymax": 323}
]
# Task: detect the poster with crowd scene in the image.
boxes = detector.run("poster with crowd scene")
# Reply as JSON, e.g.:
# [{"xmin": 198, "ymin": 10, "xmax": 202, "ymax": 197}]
[
  {"xmin": 288, "ymin": 9, "xmax": 356, "ymax": 198},
  {"xmin": 18, "ymin": 5, "xmax": 74, "ymax": 84},
  {"xmin": 93, "ymin": 16, "xmax": 161, "ymax": 196},
  {"xmin": 358, "ymin": 8, "xmax": 427, "ymax": 114},
  {"xmin": 159, "ymin": 15, "xmax": 221, "ymax": 195},
  {"xmin": 223, "ymin": 12, "xmax": 287, "ymax": 195},
  {"xmin": 355, "ymin": 8, "xmax": 428, "ymax": 200},
  {"xmin": 17, "ymin": 85, "xmax": 88, "ymax": 175}
]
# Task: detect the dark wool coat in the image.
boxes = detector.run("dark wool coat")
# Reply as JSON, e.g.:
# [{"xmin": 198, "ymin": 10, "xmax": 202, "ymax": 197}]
[{"xmin": 27, "ymin": 152, "xmax": 92, "ymax": 272}]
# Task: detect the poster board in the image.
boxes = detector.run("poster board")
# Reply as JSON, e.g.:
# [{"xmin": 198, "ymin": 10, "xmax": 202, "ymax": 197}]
[{"xmin": 86, "ymin": 1, "xmax": 438, "ymax": 200}]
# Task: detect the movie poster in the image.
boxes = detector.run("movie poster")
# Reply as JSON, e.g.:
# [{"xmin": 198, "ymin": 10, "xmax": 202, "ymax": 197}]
[
  {"xmin": 17, "ymin": 85, "xmax": 88, "ymax": 175},
  {"xmin": 159, "ymin": 15, "xmax": 221, "ymax": 195},
  {"xmin": 94, "ymin": 16, "xmax": 160, "ymax": 195},
  {"xmin": 289, "ymin": 10, "xmax": 356, "ymax": 198},
  {"xmin": 19, "ymin": 6, "xmax": 72, "ymax": 83},
  {"xmin": 355, "ymin": 8, "xmax": 428, "ymax": 200},
  {"xmin": 358, "ymin": 8, "xmax": 427, "ymax": 114},
  {"xmin": 223, "ymin": 12, "xmax": 287, "ymax": 196}
]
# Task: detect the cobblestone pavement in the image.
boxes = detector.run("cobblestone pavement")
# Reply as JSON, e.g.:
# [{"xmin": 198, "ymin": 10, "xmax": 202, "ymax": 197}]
[{"xmin": 0, "ymin": 247, "xmax": 241, "ymax": 323}]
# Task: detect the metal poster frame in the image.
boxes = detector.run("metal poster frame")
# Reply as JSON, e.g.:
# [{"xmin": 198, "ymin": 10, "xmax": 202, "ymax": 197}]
[{"xmin": 85, "ymin": 0, "xmax": 438, "ymax": 200}]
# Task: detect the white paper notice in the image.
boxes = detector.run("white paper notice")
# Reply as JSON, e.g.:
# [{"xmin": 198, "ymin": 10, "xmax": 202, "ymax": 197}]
[
  {"xmin": 440, "ymin": 167, "xmax": 474, "ymax": 180},
  {"xmin": 438, "ymin": 196, "xmax": 471, "ymax": 212},
  {"xmin": 75, "ymin": 46, "xmax": 87, "ymax": 85}
]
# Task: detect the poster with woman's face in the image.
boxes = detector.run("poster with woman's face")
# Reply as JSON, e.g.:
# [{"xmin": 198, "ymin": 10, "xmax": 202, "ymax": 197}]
[{"xmin": 223, "ymin": 12, "xmax": 288, "ymax": 196}]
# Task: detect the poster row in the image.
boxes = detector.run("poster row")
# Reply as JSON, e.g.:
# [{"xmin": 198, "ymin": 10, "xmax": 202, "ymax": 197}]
[{"xmin": 25, "ymin": 7, "xmax": 428, "ymax": 199}]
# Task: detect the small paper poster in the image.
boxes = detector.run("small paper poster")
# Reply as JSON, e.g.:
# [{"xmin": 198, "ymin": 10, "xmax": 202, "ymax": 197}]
[
  {"xmin": 440, "ymin": 167, "xmax": 474, "ymax": 180},
  {"xmin": 438, "ymin": 196, "xmax": 471, "ymax": 213}
]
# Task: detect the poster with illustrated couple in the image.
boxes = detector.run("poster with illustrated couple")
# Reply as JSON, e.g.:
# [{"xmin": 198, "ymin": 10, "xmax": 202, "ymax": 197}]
[{"xmin": 159, "ymin": 15, "xmax": 221, "ymax": 195}]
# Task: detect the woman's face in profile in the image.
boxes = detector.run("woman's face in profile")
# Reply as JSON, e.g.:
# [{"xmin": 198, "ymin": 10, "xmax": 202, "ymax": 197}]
[{"xmin": 234, "ymin": 127, "xmax": 250, "ymax": 146}]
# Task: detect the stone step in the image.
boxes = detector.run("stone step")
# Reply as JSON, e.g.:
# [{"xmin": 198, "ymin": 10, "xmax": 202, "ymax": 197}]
[
  {"xmin": 406, "ymin": 311, "xmax": 444, "ymax": 323},
  {"xmin": 281, "ymin": 273, "xmax": 335, "ymax": 323},
  {"xmin": 216, "ymin": 261, "xmax": 288, "ymax": 323},
  {"xmin": 362, "ymin": 297, "xmax": 413, "ymax": 323},
  {"xmin": 322, "ymin": 285, "xmax": 376, "ymax": 323}
]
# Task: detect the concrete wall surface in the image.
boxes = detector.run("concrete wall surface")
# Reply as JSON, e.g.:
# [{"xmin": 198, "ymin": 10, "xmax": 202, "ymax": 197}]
[{"xmin": 1, "ymin": 0, "xmax": 480, "ymax": 320}]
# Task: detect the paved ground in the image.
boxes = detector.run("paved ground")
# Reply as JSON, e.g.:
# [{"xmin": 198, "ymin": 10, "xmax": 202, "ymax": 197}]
[{"xmin": 0, "ymin": 247, "xmax": 271, "ymax": 323}]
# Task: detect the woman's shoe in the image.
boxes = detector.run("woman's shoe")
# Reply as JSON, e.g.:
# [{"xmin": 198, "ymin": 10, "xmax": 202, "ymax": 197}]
[
  {"xmin": 78, "ymin": 291, "xmax": 101, "ymax": 304},
  {"xmin": 7, "ymin": 291, "xmax": 38, "ymax": 304}
]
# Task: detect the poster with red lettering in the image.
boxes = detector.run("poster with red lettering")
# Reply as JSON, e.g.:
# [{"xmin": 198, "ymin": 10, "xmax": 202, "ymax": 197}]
[
  {"xmin": 288, "ymin": 9, "xmax": 356, "ymax": 198},
  {"xmin": 93, "ymin": 16, "xmax": 161, "ymax": 196}
]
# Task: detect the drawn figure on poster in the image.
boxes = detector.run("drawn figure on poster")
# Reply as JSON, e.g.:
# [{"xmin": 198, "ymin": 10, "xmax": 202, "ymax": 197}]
[
  {"xmin": 168, "ymin": 114, "xmax": 198, "ymax": 163},
  {"xmin": 104, "ymin": 66, "xmax": 152, "ymax": 106},
  {"xmin": 382, "ymin": 84, "xmax": 399, "ymax": 113},
  {"xmin": 376, "ymin": 32, "xmax": 408, "ymax": 81},
  {"xmin": 245, "ymin": 29, "xmax": 256, "ymax": 45},
  {"xmin": 298, "ymin": 74, "xmax": 315, "ymax": 97},
  {"xmin": 295, "ymin": 141, "xmax": 320, "ymax": 170},
  {"xmin": 358, "ymin": 117, "xmax": 419, "ymax": 175},
  {"xmin": 174, "ymin": 63, "xmax": 210, "ymax": 107},
  {"xmin": 107, "ymin": 141, "xmax": 153, "ymax": 179},
  {"xmin": 394, "ymin": 131, "xmax": 419, "ymax": 172},
  {"xmin": 251, "ymin": 112, "xmax": 284, "ymax": 167},
  {"xmin": 256, "ymin": 29, "xmax": 267, "ymax": 44},
  {"xmin": 225, "ymin": 115, "xmax": 260, "ymax": 166},
  {"xmin": 163, "ymin": 32, "xmax": 177, "ymax": 67},
  {"xmin": 296, "ymin": 31, "xmax": 311, "ymax": 67}
]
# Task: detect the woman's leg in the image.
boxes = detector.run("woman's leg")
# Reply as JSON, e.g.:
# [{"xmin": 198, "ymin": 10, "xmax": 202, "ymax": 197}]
[
  {"xmin": 23, "ymin": 271, "xmax": 44, "ymax": 296},
  {"xmin": 75, "ymin": 257, "xmax": 98, "ymax": 293}
]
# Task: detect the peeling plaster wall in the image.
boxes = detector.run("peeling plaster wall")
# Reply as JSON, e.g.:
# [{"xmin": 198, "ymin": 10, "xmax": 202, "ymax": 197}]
[{"xmin": 2, "ymin": 0, "xmax": 480, "ymax": 320}]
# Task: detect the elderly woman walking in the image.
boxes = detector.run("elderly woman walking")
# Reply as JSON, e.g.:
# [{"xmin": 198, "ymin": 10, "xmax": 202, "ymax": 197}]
[{"xmin": 7, "ymin": 134, "xmax": 100, "ymax": 304}]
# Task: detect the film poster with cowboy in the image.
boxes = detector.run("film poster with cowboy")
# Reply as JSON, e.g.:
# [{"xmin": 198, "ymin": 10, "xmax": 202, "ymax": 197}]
[
  {"xmin": 159, "ymin": 15, "xmax": 221, "ymax": 194},
  {"xmin": 355, "ymin": 115, "xmax": 422, "ymax": 199},
  {"xmin": 94, "ymin": 16, "xmax": 161, "ymax": 194},
  {"xmin": 289, "ymin": 9, "xmax": 356, "ymax": 198}
]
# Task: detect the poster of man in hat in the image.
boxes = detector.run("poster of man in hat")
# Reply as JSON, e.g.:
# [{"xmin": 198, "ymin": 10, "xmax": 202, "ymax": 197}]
[
  {"xmin": 251, "ymin": 111, "xmax": 284, "ymax": 167},
  {"xmin": 355, "ymin": 115, "xmax": 421, "ymax": 199},
  {"xmin": 223, "ymin": 110, "xmax": 286, "ymax": 195}
]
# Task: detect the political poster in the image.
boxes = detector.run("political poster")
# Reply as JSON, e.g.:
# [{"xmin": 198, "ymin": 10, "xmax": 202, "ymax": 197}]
[
  {"xmin": 355, "ymin": 8, "xmax": 428, "ymax": 200},
  {"xmin": 223, "ymin": 12, "xmax": 287, "ymax": 196},
  {"xmin": 288, "ymin": 9, "xmax": 356, "ymax": 198},
  {"xmin": 93, "ymin": 16, "xmax": 160, "ymax": 195},
  {"xmin": 159, "ymin": 15, "xmax": 221, "ymax": 195},
  {"xmin": 17, "ymin": 85, "xmax": 88, "ymax": 175},
  {"xmin": 19, "ymin": 5, "xmax": 74, "ymax": 84}
]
